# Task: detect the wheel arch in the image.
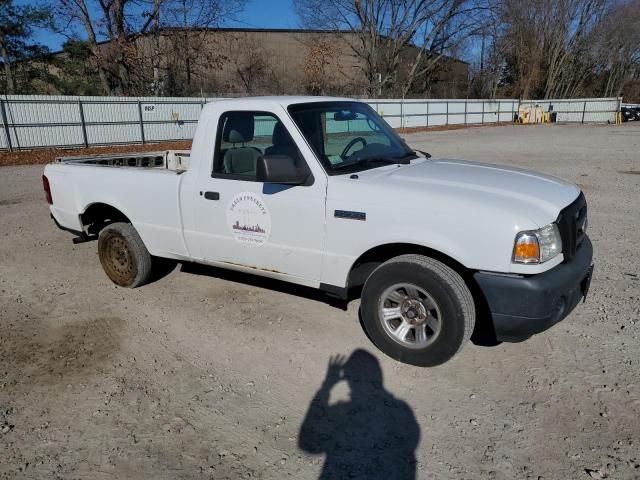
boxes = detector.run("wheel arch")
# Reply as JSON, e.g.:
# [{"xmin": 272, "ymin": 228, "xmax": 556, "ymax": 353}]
[
  {"xmin": 80, "ymin": 202, "xmax": 132, "ymax": 235},
  {"xmin": 347, "ymin": 242, "xmax": 472, "ymax": 290}
]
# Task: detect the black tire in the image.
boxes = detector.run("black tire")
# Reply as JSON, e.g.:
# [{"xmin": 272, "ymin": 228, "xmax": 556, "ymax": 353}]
[
  {"xmin": 98, "ymin": 222, "xmax": 153, "ymax": 288},
  {"xmin": 360, "ymin": 254, "xmax": 475, "ymax": 367}
]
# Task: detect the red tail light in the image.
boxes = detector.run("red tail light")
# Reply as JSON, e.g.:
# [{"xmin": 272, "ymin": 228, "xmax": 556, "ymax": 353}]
[{"xmin": 42, "ymin": 175, "xmax": 53, "ymax": 205}]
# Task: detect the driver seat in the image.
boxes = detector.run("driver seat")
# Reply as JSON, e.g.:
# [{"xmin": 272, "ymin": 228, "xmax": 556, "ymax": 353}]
[
  {"xmin": 265, "ymin": 121, "xmax": 300, "ymax": 162},
  {"xmin": 222, "ymin": 114, "xmax": 262, "ymax": 175}
]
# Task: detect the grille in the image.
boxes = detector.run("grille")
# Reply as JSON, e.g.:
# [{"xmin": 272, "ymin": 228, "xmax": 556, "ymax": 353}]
[{"xmin": 556, "ymin": 192, "xmax": 587, "ymax": 262}]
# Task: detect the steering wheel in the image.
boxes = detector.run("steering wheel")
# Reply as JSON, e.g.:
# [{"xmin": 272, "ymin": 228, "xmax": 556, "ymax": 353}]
[
  {"xmin": 366, "ymin": 117, "xmax": 382, "ymax": 132},
  {"xmin": 341, "ymin": 137, "xmax": 367, "ymax": 159}
]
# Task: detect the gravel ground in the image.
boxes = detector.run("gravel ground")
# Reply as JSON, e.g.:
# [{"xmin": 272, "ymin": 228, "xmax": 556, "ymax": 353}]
[{"xmin": 1, "ymin": 123, "xmax": 639, "ymax": 479}]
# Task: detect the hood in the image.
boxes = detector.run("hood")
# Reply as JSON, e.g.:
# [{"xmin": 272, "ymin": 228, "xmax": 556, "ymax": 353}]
[{"xmin": 343, "ymin": 158, "xmax": 580, "ymax": 227}]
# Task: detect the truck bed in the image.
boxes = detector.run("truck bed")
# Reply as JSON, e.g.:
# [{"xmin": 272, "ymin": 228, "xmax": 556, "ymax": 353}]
[{"xmin": 55, "ymin": 150, "xmax": 191, "ymax": 172}]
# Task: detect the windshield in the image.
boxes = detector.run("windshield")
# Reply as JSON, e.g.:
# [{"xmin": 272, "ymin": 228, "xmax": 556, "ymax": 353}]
[{"xmin": 288, "ymin": 101, "xmax": 415, "ymax": 174}]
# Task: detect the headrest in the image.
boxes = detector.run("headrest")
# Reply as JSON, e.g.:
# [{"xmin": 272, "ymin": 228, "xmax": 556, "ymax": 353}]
[
  {"xmin": 223, "ymin": 113, "xmax": 255, "ymax": 143},
  {"xmin": 271, "ymin": 121, "xmax": 292, "ymax": 146},
  {"xmin": 227, "ymin": 129, "xmax": 248, "ymax": 144}
]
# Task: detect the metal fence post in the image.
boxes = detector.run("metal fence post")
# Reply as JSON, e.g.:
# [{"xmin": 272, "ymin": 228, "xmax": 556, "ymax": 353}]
[
  {"xmin": 426, "ymin": 101, "xmax": 429, "ymax": 127},
  {"xmin": 138, "ymin": 101, "xmax": 146, "ymax": 144},
  {"xmin": 446, "ymin": 100, "xmax": 449, "ymax": 126},
  {"xmin": 464, "ymin": 99, "xmax": 468, "ymax": 125},
  {"xmin": 581, "ymin": 100, "xmax": 586, "ymax": 124},
  {"xmin": 0, "ymin": 98, "xmax": 13, "ymax": 152},
  {"xmin": 400, "ymin": 98, "xmax": 404, "ymax": 131},
  {"xmin": 481, "ymin": 101, "xmax": 485, "ymax": 125},
  {"xmin": 78, "ymin": 100, "xmax": 89, "ymax": 148}
]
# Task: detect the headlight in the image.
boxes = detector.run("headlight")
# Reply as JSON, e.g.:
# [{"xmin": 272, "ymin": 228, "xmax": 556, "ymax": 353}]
[{"xmin": 512, "ymin": 223, "xmax": 562, "ymax": 264}]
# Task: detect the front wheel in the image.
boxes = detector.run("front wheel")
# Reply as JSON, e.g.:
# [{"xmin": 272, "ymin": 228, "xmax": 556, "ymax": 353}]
[{"xmin": 360, "ymin": 254, "xmax": 475, "ymax": 367}]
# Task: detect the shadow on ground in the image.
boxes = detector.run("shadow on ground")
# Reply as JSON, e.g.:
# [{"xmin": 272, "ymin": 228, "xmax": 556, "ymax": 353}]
[
  {"xmin": 298, "ymin": 350, "xmax": 420, "ymax": 479},
  {"xmin": 179, "ymin": 261, "xmax": 502, "ymax": 346},
  {"xmin": 180, "ymin": 262, "xmax": 353, "ymax": 309}
]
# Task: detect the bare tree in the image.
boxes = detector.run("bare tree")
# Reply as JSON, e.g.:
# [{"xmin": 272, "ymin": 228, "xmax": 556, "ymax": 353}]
[
  {"xmin": 159, "ymin": 0, "xmax": 246, "ymax": 95},
  {"xmin": 595, "ymin": 0, "xmax": 640, "ymax": 99},
  {"xmin": 227, "ymin": 34, "xmax": 269, "ymax": 94},
  {"xmin": 295, "ymin": 0, "xmax": 484, "ymax": 97},
  {"xmin": 542, "ymin": 0, "xmax": 606, "ymax": 99},
  {"xmin": 484, "ymin": 0, "xmax": 639, "ymax": 100},
  {"xmin": 53, "ymin": 0, "xmax": 245, "ymax": 95},
  {"xmin": 399, "ymin": 1, "xmax": 487, "ymax": 97},
  {"xmin": 53, "ymin": 0, "xmax": 162, "ymax": 95},
  {"xmin": 152, "ymin": 0, "xmax": 162, "ymax": 95},
  {"xmin": 302, "ymin": 35, "xmax": 343, "ymax": 94}
]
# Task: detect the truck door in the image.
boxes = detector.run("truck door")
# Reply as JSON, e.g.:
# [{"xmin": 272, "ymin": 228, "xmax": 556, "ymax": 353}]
[{"xmin": 194, "ymin": 110, "xmax": 327, "ymax": 283}]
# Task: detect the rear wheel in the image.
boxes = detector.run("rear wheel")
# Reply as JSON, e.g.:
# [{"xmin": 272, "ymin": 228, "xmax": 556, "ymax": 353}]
[
  {"xmin": 98, "ymin": 222, "xmax": 152, "ymax": 288},
  {"xmin": 360, "ymin": 254, "xmax": 475, "ymax": 366}
]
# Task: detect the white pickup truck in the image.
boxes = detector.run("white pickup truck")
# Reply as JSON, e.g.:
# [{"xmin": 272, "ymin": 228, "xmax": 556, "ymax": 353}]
[{"xmin": 44, "ymin": 96, "xmax": 593, "ymax": 366}]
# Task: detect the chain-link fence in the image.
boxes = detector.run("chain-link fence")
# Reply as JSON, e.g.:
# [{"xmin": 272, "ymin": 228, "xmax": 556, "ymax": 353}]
[{"xmin": 0, "ymin": 95, "xmax": 623, "ymax": 151}]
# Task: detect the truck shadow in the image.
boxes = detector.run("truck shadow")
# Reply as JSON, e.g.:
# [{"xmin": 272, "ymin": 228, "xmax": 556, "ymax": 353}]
[
  {"xmin": 178, "ymin": 262, "xmax": 502, "ymax": 347},
  {"xmin": 298, "ymin": 350, "xmax": 420, "ymax": 479},
  {"xmin": 465, "ymin": 273, "xmax": 502, "ymax": 347},
  {"xmin": 148, "ymin": 257, "xmax": 180, "ymax": 283},
  {"xmin": 179, "ymin": 262, "xmax": 354, "ymax": 310}
]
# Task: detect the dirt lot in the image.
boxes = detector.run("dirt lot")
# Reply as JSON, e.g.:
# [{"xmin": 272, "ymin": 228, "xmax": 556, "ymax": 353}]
[{"xmin": 1, "ymin": 124, "xmax": 639, "ymax": 479}]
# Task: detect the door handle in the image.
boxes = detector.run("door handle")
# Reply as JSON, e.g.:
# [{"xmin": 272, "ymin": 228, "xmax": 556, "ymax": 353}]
[{"xmin": 203, "ymin": 191, "xmax": 220, "ymax": 201}]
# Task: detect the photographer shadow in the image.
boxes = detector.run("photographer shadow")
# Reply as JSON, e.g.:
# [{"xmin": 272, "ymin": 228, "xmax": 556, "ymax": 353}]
[{"xmin": 298, "ymin": 350, "xmax": 420, "ymax": 480}]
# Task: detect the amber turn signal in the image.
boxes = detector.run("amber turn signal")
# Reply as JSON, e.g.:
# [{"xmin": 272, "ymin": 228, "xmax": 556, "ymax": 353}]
[{"xmin": 513, "ymin": 232, "xmax": 540, "ymax": 263}]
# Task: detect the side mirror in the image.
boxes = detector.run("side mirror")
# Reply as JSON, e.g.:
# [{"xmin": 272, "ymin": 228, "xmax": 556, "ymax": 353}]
[{"xmin": 256, "ymin": 155, "xmax": 309, "ymax": 185}]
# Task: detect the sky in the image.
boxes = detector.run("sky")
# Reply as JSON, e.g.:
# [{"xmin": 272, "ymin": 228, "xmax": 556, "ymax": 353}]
[{"xmin": 19, "ymin": 0, "xmax": 300, "ymax": 52}]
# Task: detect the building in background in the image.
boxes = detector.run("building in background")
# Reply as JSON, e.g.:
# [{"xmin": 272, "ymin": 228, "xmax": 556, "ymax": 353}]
[{"xmin": 49, "ymin": 28, "xmax": 469, "ymax": 98}]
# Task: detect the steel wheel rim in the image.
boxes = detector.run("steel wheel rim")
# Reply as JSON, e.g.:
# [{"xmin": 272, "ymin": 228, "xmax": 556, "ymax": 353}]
[
  {"xmin": 100, "ymin": 233, "xmax": 136, "ymax": 286},
  {"xmin": 377, "ymin": 283, "xmax": 442, "ymax": 349}
]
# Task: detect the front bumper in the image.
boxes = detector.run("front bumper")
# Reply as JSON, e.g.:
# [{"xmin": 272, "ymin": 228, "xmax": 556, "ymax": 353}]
[{"xmin": 474, "ymin": 237, "xmax": 593, "ymax": 342}]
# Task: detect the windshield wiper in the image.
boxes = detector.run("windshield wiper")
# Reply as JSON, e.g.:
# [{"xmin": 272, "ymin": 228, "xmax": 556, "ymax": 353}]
[
  {"xmin": 412, "ymin": 149, "xmax": 432, "ymax": 159},
  {"xmin": 333, "ymin": 157, "xmax": 401, "ymax": 171},
  {"xmin": 333, "ymin": 154, "xmax": 415, "ymax": 171},
  {"xmin": 395, "ymin": 149, "xmax": 431, "ymax": 160}
]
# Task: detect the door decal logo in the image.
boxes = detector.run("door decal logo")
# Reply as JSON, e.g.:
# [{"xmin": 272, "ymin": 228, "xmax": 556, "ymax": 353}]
[{"xmin": 226, "ymin": 192, "xmax": 271, "ymax": 247}]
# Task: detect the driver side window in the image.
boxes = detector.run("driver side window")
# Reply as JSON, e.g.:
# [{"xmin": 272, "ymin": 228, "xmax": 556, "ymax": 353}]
[{"xmin": 212, "ymin": 111, "xmax": 305, "ymax": 181}]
